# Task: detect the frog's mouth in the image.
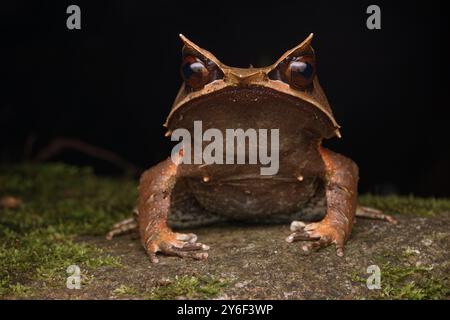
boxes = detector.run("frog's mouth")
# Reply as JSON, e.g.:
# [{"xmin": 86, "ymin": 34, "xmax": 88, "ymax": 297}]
[{"xmin": 165, "ymin": 85, "xmax": 339, "ymax": 140}]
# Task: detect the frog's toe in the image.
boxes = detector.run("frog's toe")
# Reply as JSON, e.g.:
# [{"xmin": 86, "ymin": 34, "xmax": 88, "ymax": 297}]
[
  {"xmin": 175, "ymin": 232, "xmax": 198, "ymax": 243},
  {"xmin": 300, "ymin": 236, "xmax": 344, "ymax": 257},
  {"xmin": 159, "ymin": 241, "xmax": 209, "ymax": 260},
  {"xmin": 286, "ymin": 229, "xmax": 319, "ymax": 243},
  {"xmin": 106, "ymin": 217, "xmax": 138, "ymax": 240},
  {"xmin": 146, "ymin": 232, "xmax": 210, "ymax": 263},
  {"xmin": 290, "ymin": 220, "xmax": 306, "ymax": 232},
  {"xmin": 286, "ymin": 221, "xmax": 346, "ymax": 257}
]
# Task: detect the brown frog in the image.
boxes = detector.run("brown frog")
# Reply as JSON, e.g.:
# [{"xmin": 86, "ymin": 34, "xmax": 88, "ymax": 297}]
[{"xmin": 107, "ymin": 34, "xmax": 395, "ymax": 263}]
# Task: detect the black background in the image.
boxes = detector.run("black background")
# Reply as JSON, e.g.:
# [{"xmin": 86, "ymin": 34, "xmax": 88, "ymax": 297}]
[{"xmin": 2, "ymin": 0, "xmax": 449, "ymax": 196}]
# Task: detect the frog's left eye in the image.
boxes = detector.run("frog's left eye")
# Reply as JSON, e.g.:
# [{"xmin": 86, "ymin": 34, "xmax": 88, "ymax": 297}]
[
  {"xmin": 284, "ymin": 56, "xmax": 316, "ymax": 89},
  {"xmin": 181, "ymin": 56, "xmax": 210, "ymax": 90}
]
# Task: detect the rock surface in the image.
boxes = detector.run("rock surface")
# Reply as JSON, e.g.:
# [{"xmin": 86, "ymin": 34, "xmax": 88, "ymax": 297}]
[{"xmin": 43, "ymin": 213, "xmax": 450, "ymax": 299}]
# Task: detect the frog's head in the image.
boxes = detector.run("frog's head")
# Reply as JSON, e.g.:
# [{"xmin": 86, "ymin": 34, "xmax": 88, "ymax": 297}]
[{"xmin": 165, "ymin": 34, "xmax": 340, "ymax": 139}]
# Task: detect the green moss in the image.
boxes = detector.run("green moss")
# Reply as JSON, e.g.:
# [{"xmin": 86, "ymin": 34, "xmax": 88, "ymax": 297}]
[
  {"xmin": 0, "ymin": 226, "xmax": 121, "ymax": 297},
  {"xmin": 379, "ymin": 262, "xmax": 448, "ymax": 299},
  {"xmin": 7, "ymin": 283, "xmax": 34, "ymax": 298},
  {"xmin": 351, "ymin": 256, "xmax": 449, "ymax": 300},
  {"xmin": 0, "ymin": 163, "xmax": 134, "ymax": 297},
  {"xmin": 113, "ymin": 285, "xmax": 138, "ymax": 296},
  {"xmin": 359, "ymin": 194, "xmax": 450, "ymax": 216},
  {"xmin": 147, "ymin": 275, "xmax": 230, "ymax": 300},
  {"xmin": 0, "ymin": 163, "xmax": 137, "ymax": 235}
]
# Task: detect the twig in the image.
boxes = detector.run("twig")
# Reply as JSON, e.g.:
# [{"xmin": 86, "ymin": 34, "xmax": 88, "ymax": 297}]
[{"xmin": 33, "ymin": 137, "xmax": 142, "ymax": 176}]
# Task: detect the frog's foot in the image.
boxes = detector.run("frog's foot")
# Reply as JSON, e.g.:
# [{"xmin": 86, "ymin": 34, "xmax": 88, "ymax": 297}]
[
  {"xmin": 286, "ymin": 220, "xmax": 347, "ymax": 257},
  {"xmin": 106, "ymin": 217, "xmax": 138, "ymax": 240},
  {"xmin": 145, "ymin": 230, "xmax": 210, "ymax": 263},
  {"xmin": 356, "ymin": 206, "xmax": 397, "ymax": 224}
]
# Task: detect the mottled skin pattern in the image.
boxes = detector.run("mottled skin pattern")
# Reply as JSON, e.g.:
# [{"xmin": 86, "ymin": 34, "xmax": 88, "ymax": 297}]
[{"xmin": 107, "ymin": 34, "xmax": 395, "ymax": 263}]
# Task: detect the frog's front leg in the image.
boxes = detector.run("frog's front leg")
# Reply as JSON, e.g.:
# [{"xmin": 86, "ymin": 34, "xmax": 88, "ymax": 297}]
[
  {"xmin": 138, "ymin": 157, "xmax": 209, "ymax": 263},
  {"xmin": 287, "ymin": 147, "xmax": 358, "ymax": 257}
]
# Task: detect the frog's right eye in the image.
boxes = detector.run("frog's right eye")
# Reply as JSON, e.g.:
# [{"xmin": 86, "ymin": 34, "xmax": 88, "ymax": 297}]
[
  {"xmin": 181, "ymin": 56, "xmax": 210, "ymax": 90},
  {"xmin": 285, "ymin": 56, "xmax": 315, "ymax": 89}
]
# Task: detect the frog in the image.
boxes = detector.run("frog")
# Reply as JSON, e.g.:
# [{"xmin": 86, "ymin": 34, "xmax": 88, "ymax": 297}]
[{"xmin": 107, "ymin": 34, "xmax": 396, "ymax": 263}]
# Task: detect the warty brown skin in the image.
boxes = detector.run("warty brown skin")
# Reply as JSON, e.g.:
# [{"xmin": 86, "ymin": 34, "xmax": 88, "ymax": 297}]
[
  {"xmin": 136, "ymin": 145, "xmax": 358, "ymax": 262},
  {"xmin": 109, "ymin": 34, "xmax": 378, "ymax": 263}
]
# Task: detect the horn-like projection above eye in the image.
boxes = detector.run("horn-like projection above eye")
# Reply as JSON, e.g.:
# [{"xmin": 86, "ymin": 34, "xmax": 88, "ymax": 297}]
[
  {"xmin": 269, "ymin": 33, "xmax": 316, "ymax": 90},
  {"xmin": 179, "ymin": 34, "xmax": 225, "ymax": 90}
]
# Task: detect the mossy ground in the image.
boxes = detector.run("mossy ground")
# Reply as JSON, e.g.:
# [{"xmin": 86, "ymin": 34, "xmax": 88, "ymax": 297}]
[
  {"xmin": 351, "ymin": 255, "xmax": 449, "ymax": 299},
  {"xmin": 0, "ymin": 163, "xmax": 449, "ymax": 299},
  {"xmin": 0, "ymin": 164, "xmax": 131, "ymax": 298},
  {"xmin": 146, "ymin": 275, "xmax": 230, "ymax": 300}
]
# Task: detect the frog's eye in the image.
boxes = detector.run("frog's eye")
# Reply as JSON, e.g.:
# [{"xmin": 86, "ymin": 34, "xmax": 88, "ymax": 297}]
[
  {"xmin": 181, "ymin": 56, "xmax": 210, "ymax": 90},
  {"xmin": 284, "ymin": 56, "xmax": 316, "ymax": 89}
]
